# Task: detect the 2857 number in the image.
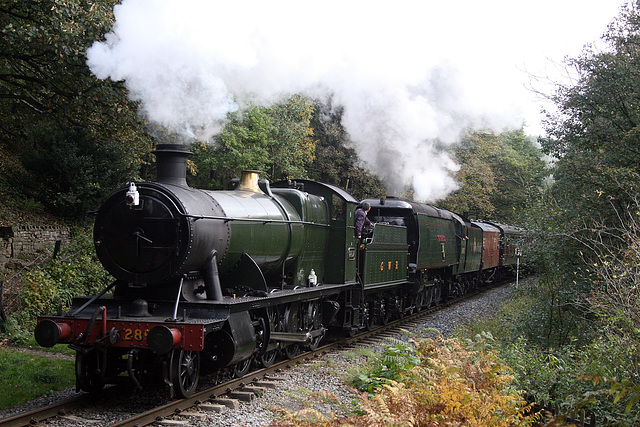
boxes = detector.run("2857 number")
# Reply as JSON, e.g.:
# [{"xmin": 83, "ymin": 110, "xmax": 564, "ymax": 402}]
[{"xmin": 123, "ymin": 328, "xmax": 149, "ymax": 342}]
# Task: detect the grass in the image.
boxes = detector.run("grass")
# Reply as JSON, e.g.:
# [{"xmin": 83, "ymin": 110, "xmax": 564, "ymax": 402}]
[
  {"xmin": 0, "ymin": 347, "xmax": 75, "ymax": 410},
  {"xmin": 285, "ymin": 387, "xmax": 312, "ymax": 402},
  {"xmin": 21, "ymin": 336, "xmax": 75, "ymax": 357}
]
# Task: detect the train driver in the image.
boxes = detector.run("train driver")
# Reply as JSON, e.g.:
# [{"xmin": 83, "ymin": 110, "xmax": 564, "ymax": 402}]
[{"xmin": 355, "ymin": 202, "xmax": 372, "ymax": 239}]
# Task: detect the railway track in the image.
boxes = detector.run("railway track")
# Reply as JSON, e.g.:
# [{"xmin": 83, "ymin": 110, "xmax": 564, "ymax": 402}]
[{"xmin": 0, "ymin": 280, "xmax": 511, "ymax": 427}]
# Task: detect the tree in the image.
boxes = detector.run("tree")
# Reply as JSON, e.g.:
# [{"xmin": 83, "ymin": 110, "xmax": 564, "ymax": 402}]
[
  {"xmin": 188, "ymin": 95, "xmax": 317, "ymax": 189},
  {"xmin": 307, "ymin": 99, "xmax": 385, "ymax": 200},
  {"xmin": 266, "ymin": 95, "xmax": 316, "ymax": 179},
  {"xmin": 188, "ymin": 106, "xmax": 271, "ymax": 189},
  {"xmin": 529, "ymin": 2, "xmax": 640, "ymax": 346},
  {"xmin": 492, "ymin": 130, "xmax": 547, "ymax": 223},
  {"xmin": 0, "ymin": 0, "xmax": 153, "ymax": 218},
  {"xmin": 505, "ymin": 4, "xmax": 640, "ymax": 418},
  {"xmin": 438, "ymin": 130, "xmax": 499, "ymax": 218},
  {"xmin": 439, "ymin": 128, "xmax": 546, "ymax": 223},
  {"xmin": 540, "ymin": 1, "xmax": 640, "ymax": 226}
]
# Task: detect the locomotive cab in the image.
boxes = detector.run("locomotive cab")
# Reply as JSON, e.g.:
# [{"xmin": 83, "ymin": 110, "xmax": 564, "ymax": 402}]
[{"xmin": 272, "ymin": 179, "xmax": 360, "ymax": 286}]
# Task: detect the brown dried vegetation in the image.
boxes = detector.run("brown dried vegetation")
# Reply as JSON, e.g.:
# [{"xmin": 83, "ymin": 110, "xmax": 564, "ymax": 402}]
[{"xmin": 271, "ymin": 336, "xmax": 539, "ymax": 426}]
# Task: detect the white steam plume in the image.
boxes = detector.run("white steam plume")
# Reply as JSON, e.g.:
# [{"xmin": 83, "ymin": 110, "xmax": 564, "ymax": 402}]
[{"xmin": 87, "ymin": 0, "xmax": 528, "ymax": 201}]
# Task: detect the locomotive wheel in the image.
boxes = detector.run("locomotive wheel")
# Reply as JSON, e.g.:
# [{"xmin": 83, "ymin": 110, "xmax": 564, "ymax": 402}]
[
  {"xmin": 432, "ymin": 283, "xmax": 442, "ymax": 305},
  {"xmin": 170, "ymin": 349, "xmax": 200, "ymax": 398},
  {"xmin": 460, "ymin": 280, "xmax": 468, "ymax": 295},
  {"xmin": 418, "ymin": 283, "xmax": 434, "ymax": 310},
  {"xmin": 233, "ymin": 357, "xmax": 252, "ymax": 378},
  {"xmin": 415, "ymin": 291, "xmax": 425, "ymax": 312},
  {"xmin": 452, "ymin": 281, "xmax": 464, "ymax": 298},
  {"xmin": 364, "ymin": 297, "xmax": 376, "ymax": 331},
  {"xmin": 284, "ymin": 344, "xmax": 300, "ymax": 358},
  {"xmin": 305, "ymin": 301, "xmax": 323, "ymax": 350},
  {"xmin": 406, "ymin": 298, "xmax": 415, "ymax": 315},
  {"xmin": 283, "ymin": 303, "xmax": 301, "ymax": 358},
  {"xmin": 380, "ymin": 297, "xmax": 390, "ymax": 325},
  {"xmin": 307, "ymin": 331, "xmax": 322, "ymax": 350},
  {"xmin": 423, "ymin": 286, "xmax": 434, "ymax": 308},
  {"xmin": 284, "ymin": 303, "xmax": 300, "ymax": 333},
  {"xmin": 258, "ymin": 349, "xmax": 278, "ymax": 367},
  {"xmin": 392, "ymin": 295, "xmax": 404, "ymax": 319},
  {"xmin": 75, "ymin": 351, "xmax": 105, "ymax": 393},
  {"xmin": 258, "ymin": 307, "xmax": 279, "ymax": 367}
]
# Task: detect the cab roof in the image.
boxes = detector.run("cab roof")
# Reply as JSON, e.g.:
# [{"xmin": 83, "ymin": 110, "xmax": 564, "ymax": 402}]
[{"xmin": 272, "ymin": 179, "xmax": 358, "ymax": 203}]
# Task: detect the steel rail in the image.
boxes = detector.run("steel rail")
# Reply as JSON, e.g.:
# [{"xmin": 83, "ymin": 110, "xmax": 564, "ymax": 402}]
[{"xmin": 0, "ymin": 386, "xmax": 126, "ymax": 427}]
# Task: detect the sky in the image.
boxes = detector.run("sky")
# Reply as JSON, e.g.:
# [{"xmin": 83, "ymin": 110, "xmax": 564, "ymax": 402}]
[{"xmin": 86, "ymin": 0, "xmax": 627, "ymax": 200}]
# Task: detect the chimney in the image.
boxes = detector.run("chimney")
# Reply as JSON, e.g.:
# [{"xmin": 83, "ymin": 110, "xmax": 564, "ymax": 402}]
[{"xmin": 152, "ymin": 144, "xmax": 192, "ymax": 187}]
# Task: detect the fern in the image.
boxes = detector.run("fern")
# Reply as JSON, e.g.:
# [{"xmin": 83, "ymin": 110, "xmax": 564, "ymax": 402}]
[
  {"xmin": 348, "ymin": 335, "xmax": 538, "ymax": 426},
  {"xmin": 351, "ymin": 337, "xmax": 420, "ymax": 393}
]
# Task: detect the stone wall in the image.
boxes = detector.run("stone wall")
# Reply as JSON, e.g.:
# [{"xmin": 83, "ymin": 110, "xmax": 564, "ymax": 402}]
[{"xmin": 0, "ymin": 225, "xmax": 71, "ymax": 268}]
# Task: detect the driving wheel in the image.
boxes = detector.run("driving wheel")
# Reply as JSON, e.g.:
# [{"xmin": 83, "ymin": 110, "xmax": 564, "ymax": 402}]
[{"xmin": 170, "ymin": 349, "xmax": 200, "ymax": 398}]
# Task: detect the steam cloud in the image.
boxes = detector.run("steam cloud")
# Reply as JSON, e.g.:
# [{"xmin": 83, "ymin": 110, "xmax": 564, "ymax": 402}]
[{"xmin": 87, "ymin": 0, "xmax": 528, "ymax": 201}]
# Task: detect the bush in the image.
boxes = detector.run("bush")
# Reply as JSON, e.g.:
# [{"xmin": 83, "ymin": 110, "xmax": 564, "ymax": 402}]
[
  {"xmin": 0, "ymin": 316, "xmax": 33, "ymax": 345},
  {"xmin": 455, "ymin": 278, "xmax": 640, "ymax": 425},
  {"xmin": 4, "ymin": 228, "xmax": 112, "ymax": 341},
  {"xmin": 498, "ymin": 337, "xmax": 639, "ymax": 425}
]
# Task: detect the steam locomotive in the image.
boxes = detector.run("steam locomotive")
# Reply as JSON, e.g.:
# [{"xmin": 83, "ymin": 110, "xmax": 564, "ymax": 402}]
[{"xmin": 34, "ymin": 144, "xmax": 523, "ymax": 398}]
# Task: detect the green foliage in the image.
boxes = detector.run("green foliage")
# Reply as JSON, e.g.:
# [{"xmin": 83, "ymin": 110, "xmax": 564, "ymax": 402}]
[
  {"xmin": 507, "ymin": 5, "xmax": 640, "ymax": 410},
  {"xmin": 350, "ymin": 336, "xmax": 420, "ymax": 393},
  {"xmin": 188, "ymin": 95, "xmax": 317, "ymax": 189},
  {"xmin": 0, "ymin": 0, "xmax": 153, "ymax": 218},
  {"xmin": 456, "ymin": 278, "xmax": 640, "ymax": 424},
  {"xmin": 510, "ymin": 5, "xmax": 640, "ymax": 419},
  {"xmin": 439, "ymin": 128, "xmax": 547, "ymax": 223},
  {"xmin": 0, "ymin": 348, "xmax": 75, "ymax": 410},
  {"xmin": 20, "ymin": 131, "xmax": 149, "ymax": 217},
  {"xmin": 188, "ymin": 95, "xmax": 386, "ymax": 200},
  {"xmin": 7, "ymin": 228, "xmax": 112, "ymax": 334},
  {"xmin": 440, "ymin": 130, "xmax": 499, "ymax": 217},
  {"xmin": 16, "ymin": 198, "xmax": 45, "ymax": 215},
  {"xmin": 498, "ymin": 338, "xmax": 639, "ymax": 425},
  {"xmin": 610, "ymin": 379, "xmax": 640, "ymax": 416},
  {"xmin": 539, "ymin": 1, "xmax": 640, "ymax": 227},
  {"xmin": 492, "ymin": 131, "xmax": 547, "ymax": 222},
  {"xmin": 188, "ymin": 107, "xmax": 270, "ymax": 189},
  {"xmin": 266, "ymin": 95, "xmax": 317, "ymax": 179},
  {"xmin": 0, "ymin": 315, "xmax": 33, "ymax": 345}
]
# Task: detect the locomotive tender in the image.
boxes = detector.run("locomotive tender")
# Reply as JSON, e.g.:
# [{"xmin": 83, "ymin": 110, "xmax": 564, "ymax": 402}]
[{"xmin": 34, "ymin": 144, "xmax": 523, "ymax": 398}]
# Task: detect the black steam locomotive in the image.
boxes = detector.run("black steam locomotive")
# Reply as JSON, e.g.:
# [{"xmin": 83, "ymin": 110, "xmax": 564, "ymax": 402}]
[{"xmin": 34, "ymin": 144, "xmax": 523, "ymax": 398}]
